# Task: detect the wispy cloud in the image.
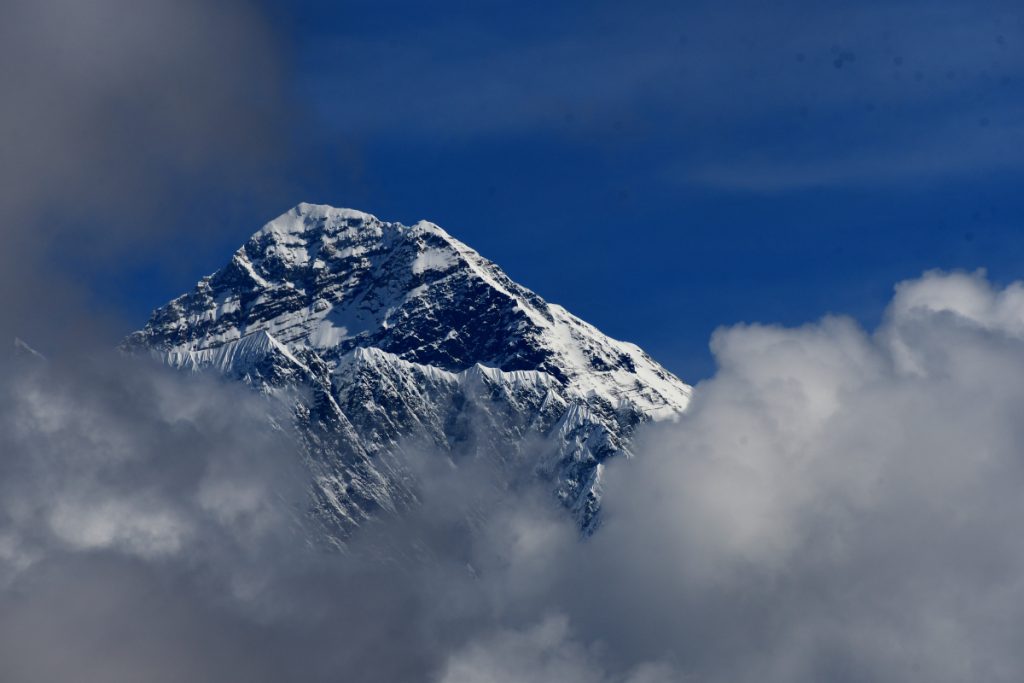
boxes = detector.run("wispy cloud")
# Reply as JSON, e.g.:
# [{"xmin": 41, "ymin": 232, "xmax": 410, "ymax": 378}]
[
  {"xmin": 302, "ymin": 0, "xmax": 1024, "ymax": 190},
  {"xmin": 688, "ymin": 106, "xmax": 1024, "ymax": 191}
]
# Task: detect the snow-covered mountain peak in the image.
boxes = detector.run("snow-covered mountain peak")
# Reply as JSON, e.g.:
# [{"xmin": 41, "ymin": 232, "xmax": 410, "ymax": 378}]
[
  {"xmin": 264, "ymin": 202, "xmax": 379, "ymax": 232},
  {"xmin": 131, "ymin": 203, "xmax": 690, "ymax": 417},
  {"xmin": 126, "ymin": 204, "xmax": 691, "ymax": 535}
]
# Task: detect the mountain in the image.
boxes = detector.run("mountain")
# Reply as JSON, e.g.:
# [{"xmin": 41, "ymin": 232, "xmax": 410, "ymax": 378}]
[{"xmin": 124, "ymin": 203, "xmax": 691, "ymax": 539}]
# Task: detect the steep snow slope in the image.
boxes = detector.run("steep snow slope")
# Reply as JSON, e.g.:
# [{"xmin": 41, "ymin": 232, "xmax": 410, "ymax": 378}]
[{"xmin": 125, "ymin": 204, "xmax": 691, "ymax": 537}]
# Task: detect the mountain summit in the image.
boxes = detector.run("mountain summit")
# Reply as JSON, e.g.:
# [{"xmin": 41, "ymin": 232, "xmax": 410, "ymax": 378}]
[{"xmin": 126, "ymin": 204, "xmax": 691, "ymax": 536}]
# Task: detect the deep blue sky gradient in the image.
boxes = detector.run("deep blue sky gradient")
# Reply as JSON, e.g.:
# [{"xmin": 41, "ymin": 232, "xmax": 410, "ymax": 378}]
[{"xmin": 102, "ymin": 0, "xmax": 1024, "ymax": 381}]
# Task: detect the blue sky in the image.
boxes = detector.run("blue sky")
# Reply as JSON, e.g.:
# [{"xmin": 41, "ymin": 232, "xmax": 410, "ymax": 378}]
[{"xmin": 104, "ymin": 0, "xmax": 1024, "ymax": 380}]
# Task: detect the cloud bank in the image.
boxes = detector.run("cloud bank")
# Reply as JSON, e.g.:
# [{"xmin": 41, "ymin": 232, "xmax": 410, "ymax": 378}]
[{"xmin": 4, "ymin": 269, "xmax": 1024, "ymax": 682}]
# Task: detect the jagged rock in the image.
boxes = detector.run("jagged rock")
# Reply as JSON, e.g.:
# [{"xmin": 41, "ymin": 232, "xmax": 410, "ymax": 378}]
[{"xmin": 125, "ymin": 204, "xmax": 692, "ymax": 539}]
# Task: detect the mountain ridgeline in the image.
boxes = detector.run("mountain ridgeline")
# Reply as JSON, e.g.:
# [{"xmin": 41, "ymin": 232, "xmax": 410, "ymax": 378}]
[{"xmin": 125, "ymin": 204, "xmax": 692, "ymax": 540}]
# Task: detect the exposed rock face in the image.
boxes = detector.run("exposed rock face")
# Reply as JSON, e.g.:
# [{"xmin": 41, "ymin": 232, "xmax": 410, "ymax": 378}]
[{"xmin": 125, "ymin": 204, "xmax": 691, "ymax": 538}]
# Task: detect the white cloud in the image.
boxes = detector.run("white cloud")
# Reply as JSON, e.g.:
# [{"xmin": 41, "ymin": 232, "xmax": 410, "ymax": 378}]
[
  {"xmin": 438, "ymin": 615, "xmax": 605, "ymax": 683},
  {"xmin": 439, "ymin": 616, "xmax": 680, "ymax": 683},
  {"xmin": 577, "ymin": 269, "xmax": 1024, "ymax": 681},
  {"xmin": 6, "ymin": 269, "xmax": 1024, "ymax": 682}
]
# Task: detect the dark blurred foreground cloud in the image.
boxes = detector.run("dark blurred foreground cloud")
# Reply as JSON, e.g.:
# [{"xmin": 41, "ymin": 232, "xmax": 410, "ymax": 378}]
[
  {"xmin": 0, "ymin": 0, "xmax": 292, "ymax": 345},
  {"xmin": 4, "ymin": 270, "xmax": 1024, "ymax": 681}
]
